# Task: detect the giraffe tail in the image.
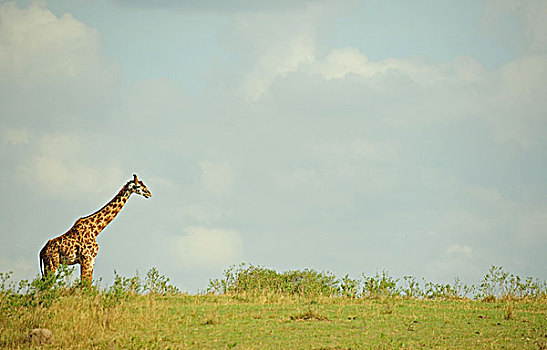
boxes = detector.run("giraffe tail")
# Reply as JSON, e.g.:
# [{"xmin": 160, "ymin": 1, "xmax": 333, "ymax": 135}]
[
  {"xmin": 39, "ymin": 252, "xmax": 43, "ymax": 278},
  {"xmin": 39, "ymin": 246, "xmax": 45, "ymax": 279}
]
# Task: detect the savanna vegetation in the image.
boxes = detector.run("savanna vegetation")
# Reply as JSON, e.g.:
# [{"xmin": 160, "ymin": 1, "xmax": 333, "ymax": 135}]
[{"xmin": 1, "ymin": 264, "xmax": 546, "ymax": 349}]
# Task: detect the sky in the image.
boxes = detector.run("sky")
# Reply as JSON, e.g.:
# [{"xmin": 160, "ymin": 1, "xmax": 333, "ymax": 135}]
[{"xmin": 1, "ymin": 0, "xmax": 546, "ymax": 293}]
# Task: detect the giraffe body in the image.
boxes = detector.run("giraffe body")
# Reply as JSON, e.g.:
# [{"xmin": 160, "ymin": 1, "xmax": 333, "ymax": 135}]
[{"xmin": 39, "ymin": 174, "xmax": 151, "ymax": 282}]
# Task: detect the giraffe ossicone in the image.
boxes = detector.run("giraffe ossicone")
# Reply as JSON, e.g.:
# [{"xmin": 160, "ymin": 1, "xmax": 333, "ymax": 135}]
[{"xmin": 39, "ymin": 174, "xmax": 152, "ymax": 282}]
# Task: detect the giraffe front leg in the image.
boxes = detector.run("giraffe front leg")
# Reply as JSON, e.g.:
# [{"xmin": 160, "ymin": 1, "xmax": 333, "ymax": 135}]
[{"xmin": 80, "ymin": 257, "xmax": 96, "ymax": 285}]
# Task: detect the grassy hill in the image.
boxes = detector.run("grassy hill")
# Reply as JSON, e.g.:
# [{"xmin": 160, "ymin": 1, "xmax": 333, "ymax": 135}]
[{"xmin": 1, "ymin": 265, "xmax": 546, "ymax": 349}]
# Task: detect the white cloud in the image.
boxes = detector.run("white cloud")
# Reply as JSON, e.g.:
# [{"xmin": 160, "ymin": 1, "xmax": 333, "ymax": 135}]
[
  {"xmin": 181, "ymin": 205, "xmax": 221, "ymax": 224},
  {"xmin": 228, "ymin": 1, "xmax": 355, "ymax": 100},
  {"xmin": 523, "ymin": 0, "xmax": 547, "ymax": 52},
  {"xmin": 270, "ymin": 44, "xmax": 543, "ymax": 149},
  {"xmin": 447, "ymin": 244, "xmax": 473, "ymax": 256},
  {"xmin": 236, "ymin": 36, "xmax": 489, "ymax": 105},
  {"xmin": 199, "ymin": 160, "xmax": 234, "ymax": 195},
  {"xmin": 172, "ymin": 227, "xmax": 243, "ymax": 268},
  {"xmin": 2, "ymin": 127, "xmax": 30, "ymax": 145},
  {"xmin": 482, "ymin": 0, "xmax": 547, "ymax": 53},
  {"xmin": 312, "ymin": 47, "xmax": 488, "ymax": 86},
  {"xmin": 16, "ymin": 133, "xmax": 124, "ymax": 201},
  {"xmin": 0, "ymin": 2, "xmax": 120, "ymax": 128},
  {"xmin": 0, "ymin": 2, "xmax": 99, "ymax": 81},
  {"xmin": 227, "ymin": 0, "xmax": 542, "ymax": 151},
  {"xmin": 501, "ymin": 54, "xmax": 547, "ymax": 95},
  {"xmin": 485, "ymin": 54, "xmax": 547, "ymax": 149},
  {"xmin": 241, "ymin": 32, "xmax": 315, "ymax": 100}
]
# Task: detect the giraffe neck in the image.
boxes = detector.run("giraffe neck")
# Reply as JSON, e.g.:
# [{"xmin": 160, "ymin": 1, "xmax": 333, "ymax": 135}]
[{"xmin": 85, "ymin": 184, "xmax": 132, "ymax": 237}]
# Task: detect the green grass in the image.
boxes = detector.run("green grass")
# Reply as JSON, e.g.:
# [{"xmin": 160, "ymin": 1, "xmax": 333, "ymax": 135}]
[
  {"xmin": 1, "ymin": 265, "xmax": 546, "ymax": 349},
  {"xmin": 2, "ymin": 293, "xmax": 546, "ymax": 349}
]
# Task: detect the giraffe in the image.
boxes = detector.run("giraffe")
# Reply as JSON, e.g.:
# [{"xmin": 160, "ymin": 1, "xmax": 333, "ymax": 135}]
[{"xmin": 39, "ymin": 174, "xmax": 152, "ymax": 283}]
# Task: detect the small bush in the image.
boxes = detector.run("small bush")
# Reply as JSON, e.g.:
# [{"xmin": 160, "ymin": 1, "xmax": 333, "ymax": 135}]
[
  {"xmin": 478, "ymin": 266, "xmax": 547, "ymax": 300},
  {"xmin": 362, "ymin": 271, "xmax": 400, "ymax": 299},
  {"xmin": 339, "ymin": 274, "xmax": 359, "ymax": 299},
  {"xmin": 401, "ymin": 275, "xmax": 421, "ymax": 299},
  {"xmin": 144, "ymin": 267, "xmax": 180, "ymax": 295},
  {"xmin": 207, "ymin": 263, "xmax": 338, "ymax": 297}
]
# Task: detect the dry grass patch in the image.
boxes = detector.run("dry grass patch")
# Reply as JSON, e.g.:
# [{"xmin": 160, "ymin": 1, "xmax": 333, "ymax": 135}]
[{"xmin": 290, "ymin": 309, "xmax": 329, "ymax": 321}]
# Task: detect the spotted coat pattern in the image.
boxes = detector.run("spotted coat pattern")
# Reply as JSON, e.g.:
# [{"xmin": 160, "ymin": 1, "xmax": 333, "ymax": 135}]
[{"xmin": 39, "ymin": 174, "xmax": 151, "ymax": 282}]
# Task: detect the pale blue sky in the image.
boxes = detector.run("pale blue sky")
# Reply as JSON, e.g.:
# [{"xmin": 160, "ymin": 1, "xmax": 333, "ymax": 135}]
[
  {"xmin": 330, "ymin": 1, "xmax": 517, "ymax": 65},
  {"xmin": 1, "ymin": 0, "xmax": 546, "ymax": 292},
  {"xmin": 45, "ymin": 1, "xmax": 517, "ymax": 86}
]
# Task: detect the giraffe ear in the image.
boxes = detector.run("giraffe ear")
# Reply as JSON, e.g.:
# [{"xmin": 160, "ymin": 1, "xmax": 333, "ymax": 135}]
[{"xmin": 133, "ymin": 174, "xmax": 138, "ymax": 182}]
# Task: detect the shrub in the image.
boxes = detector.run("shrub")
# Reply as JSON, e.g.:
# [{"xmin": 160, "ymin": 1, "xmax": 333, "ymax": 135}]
[
  {"xmin": 362, "ymin": 271, "xmax": 400, "ymax": 299},
  {"xmin": 339, "ymin": 274, "xmax": 360, "ymax": 298},
  {"xmin": 207, "ymin": 263, "xmax": 338, "ymax": 297},
  {"xmin": 478, "ymin": 265, "xmax": 547, "ymax": 300},
  {"xmin": 144, "ymin": 267, "xmax": 180, "ymax": 295}
]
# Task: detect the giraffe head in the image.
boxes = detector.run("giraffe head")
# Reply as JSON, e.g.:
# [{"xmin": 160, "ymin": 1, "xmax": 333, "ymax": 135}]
[{"xmin": 127, "ymin": 174, "xmax": 152, "ymax": 198}]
